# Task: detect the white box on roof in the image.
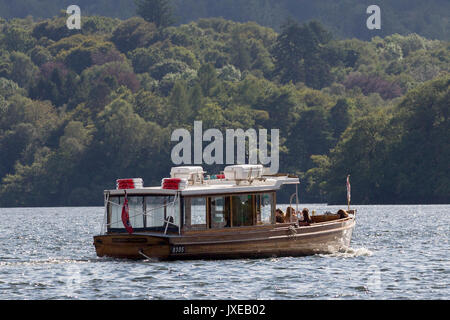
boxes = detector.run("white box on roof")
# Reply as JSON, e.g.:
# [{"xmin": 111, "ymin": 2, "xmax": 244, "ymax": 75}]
[
  {"xmin": 170, "ymin": 166, "xmax": 204, "ymax": 180},
  {"xmin": 224, "ymin": 164, "xmax": 263, "ymax": 180}
]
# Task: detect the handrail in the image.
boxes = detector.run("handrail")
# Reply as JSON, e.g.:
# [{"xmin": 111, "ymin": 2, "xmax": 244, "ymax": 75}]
[
  {"xmin": 289, "ymin": 184, "xmax": 300, "ymax": 213},
  {"xmin": 100, "ymin": 192, "xmax": 109, "ymax": 235},
  {"xmin": 163, "ymin": 216, "xmax": 180, "ymax": 235},
  {"xmin": 289, "ymin": 193, "xmax": 298, "ymax": 212}
]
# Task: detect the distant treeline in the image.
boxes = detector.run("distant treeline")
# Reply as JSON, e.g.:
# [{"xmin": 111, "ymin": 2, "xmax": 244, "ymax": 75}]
[
  {"xmin": 0, "ymin": 11, "xmax": 448, "ymax": 206},
  {"xmin": 0, "ymin": 0, "xmax": 449, "ymax": 41}
]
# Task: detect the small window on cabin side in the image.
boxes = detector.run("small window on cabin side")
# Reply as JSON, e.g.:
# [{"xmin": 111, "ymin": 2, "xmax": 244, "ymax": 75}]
[
  {"xmin": 232, "ymin": 195, "xmax": 254, "ymax": 227},
  {"xmin": 210, "ymin": 196, "xmax": 231, "ymax": 228},
  {"xmin": 260, "ymin": 193, "xmax": 273, "ymax": 224},
  {"xmin": 184, "ymin": 197, "xmax": 207, "ymax": 229}
]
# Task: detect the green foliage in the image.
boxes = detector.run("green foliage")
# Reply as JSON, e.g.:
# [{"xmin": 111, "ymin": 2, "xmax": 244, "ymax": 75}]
[
  {"xmin": 32, "ymin": 17, "xmax": 80, "ymax": 42},
  {"xmin": 0, "ymin": 14, "xmax": 448, "ymax": 206},
  {"xmin": 0, "ymin": 1, "xmax": 449, "ymax": 41},
  {"xmin": 29, "ymin": 45, "xmax": 52, "ymax": 66},
  {"xmin": 169, "ymin": 80, "xmax": 191, "ymax": 124},
  {"xmin": 197, "ymin": 63, "xmax": 219, "ymax": 96},
  {"xmin": 0, "ymin": 20, "xmax": 36, "ymax": 52},
  {"xmin": 0, "ymin": 77, "xmax": 25, "ymax": 98},
  {"xmin": 321, "ymin": 76, "xmax": 450, "ymax": 204},
  {"xmin": 149, "ymin": 59, "xmax": 189, "ymax": 80},
  {"xmin": 1, "ymin": 52, "xmax": 39, "ymax": 89},
  {"xmin": 111, "ymin": 17, "xmax": 157, "ymax": 53},
  {"xmin": 330, "ymin": 98, "xmax": 355, "ymax": 139},
  {"xmin": 272, "ymin": 20, "xmax": 334, "ymax": 89},
  {"xmin": 135, "ymin": 0, "xmax": 175, "ymax": 28}
]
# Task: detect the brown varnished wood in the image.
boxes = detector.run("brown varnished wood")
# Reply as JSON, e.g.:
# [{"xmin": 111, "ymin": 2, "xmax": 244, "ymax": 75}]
[
  {"xmin": 93, "ymin": 216, "xmax": 355, "ymax": 260},
  {"xmin": 311, "ymin": 214, "xmax": 341, "ymax": 223},
  {"xmin": 93, "ymin": 234, "xmax": 170, "ymax": 260}
]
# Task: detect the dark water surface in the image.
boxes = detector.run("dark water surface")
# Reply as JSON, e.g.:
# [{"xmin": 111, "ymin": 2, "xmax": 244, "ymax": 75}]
[{"xmin": 0, "ymin": 205, "xmax": 448, "ymax": 299}]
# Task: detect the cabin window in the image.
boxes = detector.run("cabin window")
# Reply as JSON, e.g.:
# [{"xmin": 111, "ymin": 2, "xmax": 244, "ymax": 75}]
[
  {"xmin": 232, "ymin": 195, "xmax": 254, "ymax": 227},
  {"xmin": 210, "ymin": 196, "xmax": 231, "ymax": 228},
  {"xmin": 259, "ymin": 193, "xmax": 273, "ymax": 224},
  {"xmin": 165, "ymin": 196, "xmax": 180, "ymax": 228},
  {"xmin": 184, "ymin": 197, "xmax": 207, "ymax": 229},
  {"xmin": 191, "ymin": 197, "xmax": 207, "ymax": 225},
  {"xmin": 145, "ymin": 196, "xmax": 180, "ymax": 228},
  {"xmin": 128, "ymin": 196, "xmax": 144, "ymax": 228},
  {"xmin": 145, "ymin": 196, "xmax": 165, "ymax": 228},
  {"xmin": 107, "ymin": 195, "xmax": 180, "ymax": 231},
  {"xmin": 109, "ymin": 196, "xmax": 123, "ymax": 229}
]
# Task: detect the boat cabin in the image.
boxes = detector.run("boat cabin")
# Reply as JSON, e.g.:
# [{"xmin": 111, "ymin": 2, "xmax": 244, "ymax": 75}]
[{"xmin": 102, "ymin": 165, "xmax": 300, "ymax": 235}]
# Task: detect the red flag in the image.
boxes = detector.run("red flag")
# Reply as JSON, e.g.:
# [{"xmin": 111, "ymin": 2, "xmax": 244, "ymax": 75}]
[
  {"xmin": 121, "ymin": 192, "xmax": 133, "ymax": 234},
  {"xmin": 346, "ymin": 175, "xmax": 351, "ymax": 205}
]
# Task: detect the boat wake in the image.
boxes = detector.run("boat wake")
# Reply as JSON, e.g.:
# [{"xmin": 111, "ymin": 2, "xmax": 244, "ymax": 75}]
[
  {"xmin": 325, "ymin": 247, "xmax": 373, "ymax": 258},
  {"xmin": 0, "ymin": 258, "xmax": 95, "ymax": 267}
]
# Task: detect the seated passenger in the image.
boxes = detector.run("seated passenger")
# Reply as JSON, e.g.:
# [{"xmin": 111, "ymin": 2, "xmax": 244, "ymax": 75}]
[
  {"xmin": 275, "ymin": 209, "xmax": 285, "ymax": 223},
  {"xmin": 285, "ymin": 207, "xmax": 298, "ymax": 223},
  {"xmin": 299, "ymin": 208, "xmax": 312, "ymax": 225},
  {"xmin": 337, "ymin": 209, "xmax": 349, "ymax": 219}
]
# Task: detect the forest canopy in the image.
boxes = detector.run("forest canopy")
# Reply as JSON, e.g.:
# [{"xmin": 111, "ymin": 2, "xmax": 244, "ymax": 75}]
[
  {"xmin": 0, "ymin": 0, "xmax": 449, "ymax": 41},
  {"xmin": 0, "ymin": 9, "xmax": 449, "ymax": 206}
]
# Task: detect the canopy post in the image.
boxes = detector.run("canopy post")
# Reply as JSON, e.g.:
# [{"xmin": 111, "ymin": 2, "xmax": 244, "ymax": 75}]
[{"xmin": 101, "ymin": 192, "xmax": 109, "ymax": 235}]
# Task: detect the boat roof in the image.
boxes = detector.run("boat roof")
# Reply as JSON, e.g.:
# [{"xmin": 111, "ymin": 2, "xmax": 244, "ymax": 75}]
[{"xmin": 106, "ymin": 175, "xmax": 299, "ymax": 197}]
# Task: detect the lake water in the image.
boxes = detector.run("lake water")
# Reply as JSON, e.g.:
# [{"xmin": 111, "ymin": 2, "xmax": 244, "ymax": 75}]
[{"xmin": 0, "ymin": 205, "xmax": 448, "ymax": 300}]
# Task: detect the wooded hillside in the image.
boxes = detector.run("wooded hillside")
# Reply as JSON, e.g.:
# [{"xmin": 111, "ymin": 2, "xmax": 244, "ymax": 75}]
[{"xmin": 0, "ymin": 11, "xmax": 448, "ymax": 206}]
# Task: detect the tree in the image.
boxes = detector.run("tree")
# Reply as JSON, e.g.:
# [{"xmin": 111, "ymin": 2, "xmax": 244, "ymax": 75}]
[
  {"xmin": 197, "ymin": 63, "xmax": 219, "ymax": 97},
  {"xmin": 390, "ymin": 76, "xmax": 450, "ymax": 203},
  {"xmin": 5, "ymin": 52, "xmax": 39, "ymax": 89},
  {"xmin": 135, "ymin": 0, "xmax": 175, "ymax": 28},
  {"xmin": 0, "ymin": 13, "xmax": 448, "ymax": 207},
  {"xmin": 324, "ymin": 113, "xmax": 393, "ymax": 204},
  {"xmin": 272, "ymin": 20, "xmax": 333, "ymax": 88},
  {"xmin": 330, "ymin": 98, "xmax": 354, "ymax": 140},
  {"xmin": 111, "ymin": 17, "xmax": 157, "ymax": 53},
  {"xmin": 188, "ymin": 83, "xmax": 204, "ymax": 114},
  {"xmin": 230, "ymin": 30, "xmax": 251, "ymax": 71},
  {"xmin": 286, "ymin": 105, "xmax": 334, "ymax": 171},
  {"xmin": 169, "ymin": 80, "xmax": 191, "ymax": 124},
  {"xmin": 272, "ymin": 19, "xmax": 306, "ymax": 84},
  {"xmin": 1, "ymin": 23, "xmax": 35, "ymax": 52}
]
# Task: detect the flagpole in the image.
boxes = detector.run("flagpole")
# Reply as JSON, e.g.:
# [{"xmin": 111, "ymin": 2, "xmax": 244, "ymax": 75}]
[{"xmin": 347, "ymin": 175, "xmax": 351, "ymax": 211}]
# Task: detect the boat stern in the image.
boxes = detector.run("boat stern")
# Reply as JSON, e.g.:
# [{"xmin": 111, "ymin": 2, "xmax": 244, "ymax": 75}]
[{"xmin": 93, "ymin": 234, "xmax": 171, "ymax": 260}]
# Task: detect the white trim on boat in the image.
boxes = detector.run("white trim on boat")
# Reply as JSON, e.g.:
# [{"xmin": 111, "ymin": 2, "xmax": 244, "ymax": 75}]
[{"xmin": 105, "ymin": 176, "xmax": 299, "ymax": 196}]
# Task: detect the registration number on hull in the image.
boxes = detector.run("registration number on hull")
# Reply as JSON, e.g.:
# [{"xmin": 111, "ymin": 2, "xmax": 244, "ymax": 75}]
[{"xmin": 171, "ymin": 246, "xmax": 185, "ymax": 254}]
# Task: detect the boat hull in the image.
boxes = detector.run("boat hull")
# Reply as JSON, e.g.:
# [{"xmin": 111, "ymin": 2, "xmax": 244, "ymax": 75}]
[{"xmin": 93, "ymin": 217, "xmax": 355, "ymax": 260}]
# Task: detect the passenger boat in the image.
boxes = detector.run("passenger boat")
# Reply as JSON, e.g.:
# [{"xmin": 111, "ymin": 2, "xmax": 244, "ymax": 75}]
[{"xmin": 93, "ymin": 165, "xmax": 356, "ymax": 260}]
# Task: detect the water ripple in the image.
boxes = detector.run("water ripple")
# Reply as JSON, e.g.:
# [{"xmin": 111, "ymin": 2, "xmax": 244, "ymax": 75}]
[{"xmin": 0, "ymin": 205, "xmax": 449, "ymax": 299}]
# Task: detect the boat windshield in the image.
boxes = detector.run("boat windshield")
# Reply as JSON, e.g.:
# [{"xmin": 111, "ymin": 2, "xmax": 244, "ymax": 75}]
[{"xmin": 107, "ymin": 195, "xmax": 180, "ymax": 232}]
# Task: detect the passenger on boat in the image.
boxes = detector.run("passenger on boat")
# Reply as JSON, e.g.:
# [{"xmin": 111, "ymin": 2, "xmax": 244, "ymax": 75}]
[
  {"xmin": 285, "ymin": 207, "xmax": 298, "ymax": 223},
  {"xmin": 299, "ymin": 208, "xmax": 312, "ymax": 226},
  {"xmin": 275, "ymin": 209, "xmax": 285, "ymax": 223},
  {"xmin": 337, "ymin": 209, "xmax": 349, "ymax": 219}
]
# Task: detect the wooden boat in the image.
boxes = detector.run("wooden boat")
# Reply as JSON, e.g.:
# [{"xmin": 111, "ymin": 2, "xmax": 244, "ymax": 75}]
[{"xmin": 93, "ymin": 165, "xmax": 356, "ymax": 260}]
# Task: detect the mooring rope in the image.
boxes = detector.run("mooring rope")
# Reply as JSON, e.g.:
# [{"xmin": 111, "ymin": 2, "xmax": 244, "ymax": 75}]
[{"xmin": 288, "ymin": 225, "xmax": 297, "ymax": 239}]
